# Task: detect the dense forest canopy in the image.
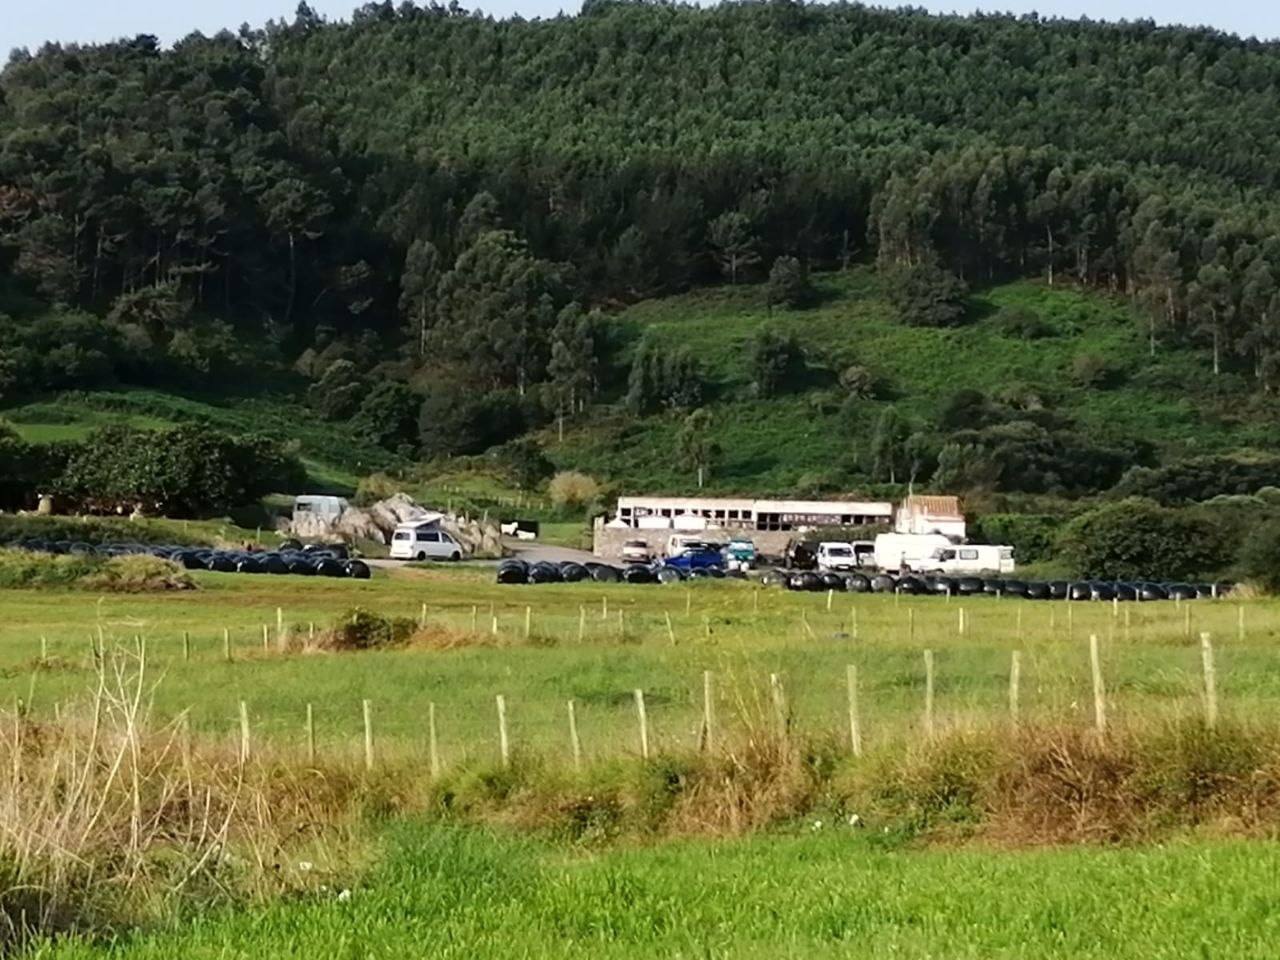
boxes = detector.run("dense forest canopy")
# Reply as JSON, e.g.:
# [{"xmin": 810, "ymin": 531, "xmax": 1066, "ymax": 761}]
[{"xmin": 3, "ymin": 0, "xmax": 1280, "ymax": 501}]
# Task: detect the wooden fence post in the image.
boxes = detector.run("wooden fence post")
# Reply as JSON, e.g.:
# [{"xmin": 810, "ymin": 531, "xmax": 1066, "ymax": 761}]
[
  {"xmin": 496, "ymin": 695, "xmax": 510, "ymax": 768},
  {"xmin": 305, "ymin": 703, "xmax": 315, "ymax": 764},
  {"xmin": 1089, "ymin": 633, "xmax": 1107, "ymax": 734},
  {"xmin": 567, "ymin": 699, "xmax": 582, "ymax": 771},
  {"xmin": 601, "ymin": 595, "xmax": 608, "ymax": 621},
  {"xmin": 182, "ymin": 631, "xmax": 190, "ymax": 662},
  {"xmin": 770, "ymin": 673, "xmax": 788, "ymax": 737},
  {"xmin": 851, "ymin": 606, "xmax": 858, "ymax": 641},
  {"xmin": 471, "ymin": 605, "xmax": 478, "ymax": 633},
  {"xmin": 1237, "ymin": 605, "xmax": 1245, "ymax": 643},
  {"xmin": 826, "ymin": 589, "xmax": 834, "ymax": 611},
  {"xmin": 923, "ymin": 649, "xmax": 935, "ymax": 738},
  {"xmin": 702, "ymin": 670, "xmax": 715, "ymax": 752},
  {"xmin": 360, "ymin": 699, "xmax": 374, "ymax": 772},
  {"xmin": 238, "ymin": 701, "xmax": 250, "ymax": 764},
  {"xmin": 277, "ymin": 606, "xmax": 285, "ymax": 641},
  {"xmin": 1183, "ymin": 603, "xmax": 1192, "ymax": 640},
  {"xmin": 223, "ymin": 628, "xmax": 232, "ymax": 663},
  {"xmin": 39, "ymin": 635, "xmax": 47, "ymax": 664},
  {"xmin": 1200, "ymin": 632, "xmax": 1218, "ymax": 730},
  {"xmin": 665, "ymin": 611, "xmax": 677, "ymax": 646},
  {"xmin": 261, "ymin": 624, "xmax": 269, "ymax": 652},
  {"xmin": 524, "ymin": 605, "xmax": 532, "ymax": 641},
  {"xmin": 1009, "ymin": 650, "xmax": 1021, "ymax": 724},
  {"xmin": 957, "ymin": 608, "xmax": 965, "ymax": 638},
  {"xmin": 634, "ymin": 689, "xmax": 650, "ymax": 760},
  {"xmin": 428, "ymin": 702, "xmax": 441, "ymax": 778},
  {"xmin": 419, "ymin": 603, "xmax": 428, "ymax": 629},
  {"xmin": 846, "ymin": 664, "xmax": 862, "ymax": 757},
  {"xmin": 579, "ymin": 605, "xmax": 586, "ymax": 641}
]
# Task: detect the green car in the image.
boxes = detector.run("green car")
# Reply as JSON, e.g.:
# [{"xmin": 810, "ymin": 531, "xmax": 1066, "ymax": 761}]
[{"xmin": 725, "ymin": 537, "xmax": 757, "ymax": 570}]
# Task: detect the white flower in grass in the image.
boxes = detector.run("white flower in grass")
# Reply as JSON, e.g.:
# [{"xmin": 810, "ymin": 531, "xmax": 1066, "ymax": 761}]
[
  {"xmin": 811, "ymin": 819, "xmax": 823, "ymax": 831},
  {"xmin": 848, "ymin": 814, "xmax": 864, "ymax": 828},
  {"xmin": 337, "ymin": 889, "xmax": 352, "ymax": 903},
  {"xmin": 298, "ymin": 861, "xmax": 314, "ymax": 873}
]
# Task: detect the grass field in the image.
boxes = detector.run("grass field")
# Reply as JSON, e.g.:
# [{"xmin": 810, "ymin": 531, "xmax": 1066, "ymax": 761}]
[
  {"xmin": 36, "ymin": 825, "xmax": 1280, "ymax": 959},
  {"xmin": 3, "ymin": 567, "xmax": 1275, "ymax": 765},
  {"xmin": 8, "ymin": 567, "xmax": 1280, "ymax": 957}
]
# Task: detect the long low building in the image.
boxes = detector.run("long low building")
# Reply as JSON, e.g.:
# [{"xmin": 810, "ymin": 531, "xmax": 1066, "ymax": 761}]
[{"xmin": 612, "ymin": 495, "xmax": 894, "ymax": 532}]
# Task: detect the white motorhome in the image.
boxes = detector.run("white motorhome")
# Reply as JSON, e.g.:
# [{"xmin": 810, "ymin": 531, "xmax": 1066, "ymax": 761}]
[
  {"xmin": 931, "ymin": 544, "xmax": 1016, "ymax": 575},
  {"xmin": 873, "ymin": 533, "xmax": 1014, "ymax": 574},
  {"xmin": 389, "ymin": 519, "xmax": 464, "ymax": 561},
  {"xmin": 873, "ymin": 533, "xmax": 954, "ymax": 572}
]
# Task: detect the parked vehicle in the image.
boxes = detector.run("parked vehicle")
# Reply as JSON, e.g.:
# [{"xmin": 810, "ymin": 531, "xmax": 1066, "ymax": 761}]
[
  {"xmin": 724, "ymin": 537, "xmax": 757, "ymax": 571},
  {"xmin": 850, "ymin": 540, "xmax": 876, "ymax": 567},
  {"xmin": 816, "ymin": 542, "xmax": 859, "ymax": 572},
  {"xmin": 389, "ymin": 521, "xmax": 464, "ymax": 561},
  {"xmin": 929, "ymin": 544, "xmax": 1015, "ymax": 575},
  {"xmin": 665, "ymin": 534, "xmax": 707, "ymax": 558},
  {"xmin": 621, "ymin": 539, "xmax": 652, "ymax": 564},
  {"xmin": 292, "ymin": 494, "xmax": 349, "ymax": 524},
  {"xmin": 783, "ymin": 539, "xmax": 817, "ymax": 570},
  {"xmin": 662, "ymin": 546, "xmax": 724, "ymax": 573},
  {"xmin": 872, "ymin": 533, "xmax": 953, "ymax": 572}
]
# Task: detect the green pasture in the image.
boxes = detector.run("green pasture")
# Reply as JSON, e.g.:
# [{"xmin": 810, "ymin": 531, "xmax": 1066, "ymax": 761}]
[
  {"xmin": 3, "ymin": 569, "xmax": 1277, "ymax": 768},
  {"xmin": 38, "ymin": 825, "xmax": 1280, "ymax": 959}
]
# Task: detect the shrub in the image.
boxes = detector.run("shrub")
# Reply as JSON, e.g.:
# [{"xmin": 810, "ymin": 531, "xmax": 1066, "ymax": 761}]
[
  {"xmin": 0, "ymin": 550, "xmax": 193, "ymax": 591},
  {"xmin": 838, "ymin": 364, "xmax": 877, "ymax": 399},
  {"xmin": 993, "ymin": 306, "xmax": 1054, "ymax": 339},
  {"xmin": 419, "ymin": 386, "xmax": 525, "ymax": 456},
  {"xmin": 886, "ymin": 258, "xmax": 968, "ymax": 327},
  {"xmin": 1056, "ymin": 498, "xmax": 1227, "ymax": 580},
  {"xmin": 81, "ymin": 555, "xmax": 194, "ymax": 592},
  {"xmin": 969, "ymin": 513, "xmax": 1064, "ymax": 564},
  {"xmin": 57, "ymin": 425, "xmax": 305, "ymax": 517},
  {"xmin": 352, "ymin": 380, "xmax": 419, "ymax": 452},
  {"xmin": 307, "ymin": 359, "xmax": 365, "ymax": 420},
  {"xmin": 1236, "ymin": 516, "xmax": 1280, "ymax": 593},
  {"xmin": 1114, "ymin": 453, "xmax": 1280, "ymax": 505},
  {"xmin": 326, "ymin": 608, "xmax": 416, "ymax": 651},
  {"xmin": 494, "ymin": 438, "xmax": 554, "ymax": 490},
  {"xmin": 1070, "ymin": 351, "xmax": 1122, "ymax": 388},
  {"xmin": 765, "ymin": 255, "xmax": 812, "ymax": 309},
  {"xmin": 748, "ymin": 327, "xmax": 803, "ymax": 398},
  {"xmin": 548, "ymin": 471, "xmax": 602, "ymax": 511}
]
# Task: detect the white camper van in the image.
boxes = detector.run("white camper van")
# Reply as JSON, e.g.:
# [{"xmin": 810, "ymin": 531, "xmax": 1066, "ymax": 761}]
[
  {"xmin": 873, "ymin": 533, "xmax": 1014, "ymax": 574},
  {"xmin": 390, "ymin": 519, "xmax": 464, "ymax": 561},
  {"xmin": 873, "ymin": 533, "xmax": 954, "ymax": 572}
]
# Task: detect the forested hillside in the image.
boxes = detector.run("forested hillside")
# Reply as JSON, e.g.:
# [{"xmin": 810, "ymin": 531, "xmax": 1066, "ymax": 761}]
[{"xmin": 3, "ymin": 1, "xmax": 1280, "ymax": 506}]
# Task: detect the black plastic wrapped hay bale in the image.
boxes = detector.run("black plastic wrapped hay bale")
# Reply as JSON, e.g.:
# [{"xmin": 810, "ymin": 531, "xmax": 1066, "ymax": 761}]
[
  {"xmin": 845, "ymin": 573, "xmax": 871, "ymax": 593},
  {"xmin": 588, "ymin": 563, "xmax": 621, "ymax": 583},
  {"xmin": 1002, "ymin": 579, "xmax": 1028, "ymax": 597},
  {"xmin": 1112, "ymin": 582, "xmax": 1138, "ymax": 601},
  {"xmin": 870, "ymin": 574, "xmax": 897, "ymax": 594},
  {"xmin": 1089, "ymin": 581, "xmax": 1116, "ymax": 601},
  {"xmin": 529, "ymin": 562, "xmax": 563, "ymax": 584},
  {"xmin": 758, "ymin": 570, "xmax": 788, "ymax": 588},
  {"xmin": 623, "ymin": 565, "xmax": 655, "ymax": 584},
  {"xmin": 559, "ymin": 562, "xmax": 591, "ymax": 583},
  {"xmin": 982, "ymin": 579, "xmax": 1006, "ymax": 596},
  {"xmin": 656, "ymin": 566, "xmax": 685, "ymax": 584},
  {"xmin": 1165, "ymin": 582, "xmax": 1198, "ymax": 601},
  {"xmin": 346, "ymin": 559, "xmax": 372, "ymax": 580},
  {"xmin": 315, "ymin": 558, "xmax": 348, "ymax": 578},
  {"xmin": 927, "ymin": 576, "xmax": 956, "ymax": 596},
  {"xmin": 1023, "ymin": 581, "xmax": 1050, "ymax": 600},
  {"xmin": 287, "ymin": 558, "xmax": 318, "ymax": 577},
  {"xmin": 788, "ymin": 571, "xmax": 822, "ymax": 591},
  {"xmin": 955, "ymin": 577, "xmax": 984, "ymax": 596},
  {"xmin": 206, "ymin": 554, "xmax": 237, "ymax": 574},
  {"xmin": 1067, "ymin": 582, "xmax": 1093, "ymax": 601},
  {"xmin": 496, "ymin": 560, "xmax": 529, "ymax": 584},
  {"xmin": 818, "ymin": 572, "xmax": 846, "ymax": 591},
  {"xmin": 236, "ymin": 557, "xmax": 265, "ymax": 575},
  {"xmin": 1137, "ymin": 582, "xmax": 1168, "ymax": 601},
  {"xmin": 1048, "ymin": 581, "xmax": 1070, "ymax": 600}
]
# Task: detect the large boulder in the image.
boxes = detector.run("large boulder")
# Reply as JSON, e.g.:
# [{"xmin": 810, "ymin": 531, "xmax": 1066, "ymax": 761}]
[{"xmin": 286, "ymin": 491, "xmax": 504, "ymax": 556}]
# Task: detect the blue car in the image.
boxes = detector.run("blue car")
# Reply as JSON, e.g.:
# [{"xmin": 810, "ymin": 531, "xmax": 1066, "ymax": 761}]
[{"xmin": 662, "ymin": 547, "xmax": 725, "ymax": 573}]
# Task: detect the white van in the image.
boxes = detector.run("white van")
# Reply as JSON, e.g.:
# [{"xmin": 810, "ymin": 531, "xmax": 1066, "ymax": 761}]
[
  {"xmin": 390, "ymin": 521, "xmax": 464, "ymax": 561},
  {"xmin": 873, "ymin": 533, "xmax": 954, "ymax": 572},
  {"xmin": 816, "ymin": 542, "xmax": 858, "ymax": 572},
  {"xmin": 931, "ymin": 545, "xmax": 1015, "ymax": 575}
]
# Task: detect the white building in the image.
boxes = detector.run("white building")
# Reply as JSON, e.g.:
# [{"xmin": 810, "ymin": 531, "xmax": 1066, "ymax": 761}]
[
  {"xmin": 612, "ymin": 495, "xmax": 894, "ymax": 533},
  {"xmin": 894, "ymin": 495, "xmax": 966, "ymax": 540}
]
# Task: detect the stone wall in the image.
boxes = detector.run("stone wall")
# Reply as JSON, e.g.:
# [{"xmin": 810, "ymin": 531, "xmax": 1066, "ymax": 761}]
[{"xmin": 591, "ymin": 520, "xmax": 796, "ymax": 560}]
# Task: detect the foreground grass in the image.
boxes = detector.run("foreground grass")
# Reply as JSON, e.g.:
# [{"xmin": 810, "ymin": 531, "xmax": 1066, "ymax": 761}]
[{"xmin": 35, "ymin": 824, "xmax": 1280, "ymax": 959}]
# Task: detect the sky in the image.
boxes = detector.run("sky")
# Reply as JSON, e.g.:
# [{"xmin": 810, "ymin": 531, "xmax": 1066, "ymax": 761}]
[{"xmin": 2, "ymin": 0, "xmax": 1277, "ymax": 56}]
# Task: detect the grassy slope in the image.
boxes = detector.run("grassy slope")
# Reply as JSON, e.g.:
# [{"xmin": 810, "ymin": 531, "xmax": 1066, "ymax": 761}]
[
  {"xmin": 40, "ymin": 824, "xmax": 1280, "ymax": 958},
  {"xmin": 0, "ymin": 390, "xmax": 398, "ymax": 493},
  {"xmin": 551, "ymin": 269, "xmax": 1278, "ymax": 493}
]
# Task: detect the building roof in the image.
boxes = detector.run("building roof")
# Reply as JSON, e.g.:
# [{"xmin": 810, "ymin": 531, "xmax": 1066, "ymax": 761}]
[{"xmin": 900, "ymin": 495, "xmax": 963, "ymax": 519}]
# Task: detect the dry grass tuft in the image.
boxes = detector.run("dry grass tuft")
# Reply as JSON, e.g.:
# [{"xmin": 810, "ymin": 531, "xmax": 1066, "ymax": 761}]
[{"xmin": 0, "ymin": 653, "xmax": 364, "ymax": 950}]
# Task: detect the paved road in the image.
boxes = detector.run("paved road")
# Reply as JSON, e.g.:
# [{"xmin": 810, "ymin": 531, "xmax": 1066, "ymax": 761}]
[{"xmin": 367, "ymin": 538, "xmax": 600, "ymax": 571}]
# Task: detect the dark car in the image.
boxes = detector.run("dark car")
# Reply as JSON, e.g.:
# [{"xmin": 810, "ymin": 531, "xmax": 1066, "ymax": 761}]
[{"xmin": 783, "ymin": 540, "xmax": 817, "ymax": 571}]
